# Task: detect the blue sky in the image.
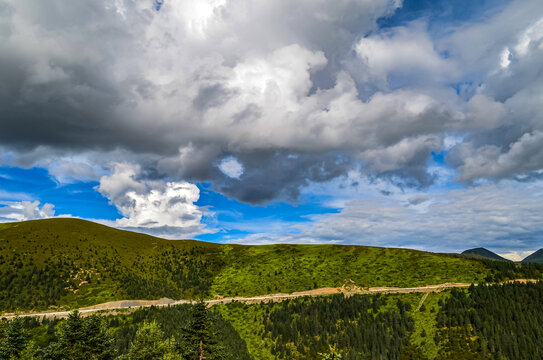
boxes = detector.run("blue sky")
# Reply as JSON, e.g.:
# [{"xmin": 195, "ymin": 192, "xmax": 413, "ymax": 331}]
[
  {"xmin": 379, "ymin": 0, "xmax": 511, "ymax": 30},
  {"xmin": 0, "ymin": 165, "xmax": 341, "ymax": 242},
  {"xmin": 1, "ymin": 0, "xmax": 543, "ymax": 260}
]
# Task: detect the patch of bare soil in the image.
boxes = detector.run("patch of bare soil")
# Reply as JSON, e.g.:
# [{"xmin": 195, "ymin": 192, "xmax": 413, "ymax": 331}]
[{"xmin": 504, "ymin": 279, "xmax": 539, "ymax": 284}]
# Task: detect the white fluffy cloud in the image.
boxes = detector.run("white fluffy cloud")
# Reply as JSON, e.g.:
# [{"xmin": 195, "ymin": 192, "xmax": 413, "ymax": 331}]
[
  {"xmin": 218, "ymin": 156, "xmax": 244, "ymax": 179},
  {"xmin": 444, "ymin": 2, "xmax": 543, "ymax": 181},
  {"xmin": 97, "ymin": 163, "xmax": 208, "ymax": 238},
  {"xmin": 451, "ymin": 131, "xmax": 543, "ymax": 181},
  {"xmin": 4, "ymin": 0, "xmax": 541, "ymax": 198},
  {"xmin": 0, "ymin": 200, "xmax": 55, "ymax": 222},
  {"xmin": 355, "ymin": 23, "xmax": 457, "ymax": 88}
]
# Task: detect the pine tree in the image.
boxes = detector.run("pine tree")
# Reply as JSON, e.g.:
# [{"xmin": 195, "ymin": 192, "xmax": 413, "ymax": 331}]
[
  {"xmin": 46, "ymin": 311, "xmax": 85, "ymax": 359},
  {"xmin": 18, "ymin": 341, "xmax": 39, "ymax": 360},
  {"xmin": 0, "ymin": 318, "xmax": 29, "ymax": 360},
  {"xmin": 44, "ymin": 311, "xmax": 116, "ymax": 360},
  {"xmin": 81, "ymin": 315, "xmax": 117, "ymax": 359},
  {"xmin": 125, "ymin": 321, "xmax": 172, "ymax": 360},
  {"xmin": 181, "ymin": 302, "xmax": 224, "ymax": 360}
]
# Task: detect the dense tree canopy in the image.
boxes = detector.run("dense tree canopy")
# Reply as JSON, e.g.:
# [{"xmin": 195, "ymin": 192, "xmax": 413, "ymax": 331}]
[{"xmin": 1, "ymin": 282, "xmax": 542, "ymax": 359}]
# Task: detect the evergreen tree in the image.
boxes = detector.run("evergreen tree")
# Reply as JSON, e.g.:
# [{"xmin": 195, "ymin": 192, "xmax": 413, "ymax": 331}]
[
  {"xmin": 45, "ymin": 311, "xmax": 85, "ymax": 359},
  {"xmin": 44, "ymin": 311, "xmax": 116, "ymax": 360},
  {"xmin": 0, "ymin": 318, "xmax": 29, "ymax": 360},
  {"xmin": 181, "ymin": 302, "xmax": 224, "ymax": 360},
  {"xmin": 18, "ymin": 341, "xmax": 40, "ymax": 360},
  {"xmin": 435, "ymin": 282, "xmax": 543, "ymax": 360},
  {"xmin": 125, "ymin": 320, "xmax": 177, "ymax": 360},
  {"xmin": 81, "ymin": 315, "xmax": 117, "ymax": 359}
]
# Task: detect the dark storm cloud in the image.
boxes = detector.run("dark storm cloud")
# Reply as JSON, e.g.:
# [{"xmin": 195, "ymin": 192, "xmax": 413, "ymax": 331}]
[
  {"xmin": 214, "ymin": 151, "xmax": 352, "ymax": 204},
  {"xmin": 1, "ymin": 0, "xmax": 543, "ymax": 205},
  {"xmin": 193, "ymin": 84, "xmax": 232, "ymax": 110}
]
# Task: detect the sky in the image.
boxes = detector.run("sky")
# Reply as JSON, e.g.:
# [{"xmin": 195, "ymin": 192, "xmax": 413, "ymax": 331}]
[{"xmin": 1, "ymin": 0, "xmax": 543, "ymax": 260}]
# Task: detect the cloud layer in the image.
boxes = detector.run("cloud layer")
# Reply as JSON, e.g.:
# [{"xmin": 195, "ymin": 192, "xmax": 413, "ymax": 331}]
[
  {"xmin": 235, "ymin": 180, "xmax": 543, "ymax": 254},
  {"xmin": 1, "ymin": 0, "xmax": 543, "ymax": 245},
  {"xmin": 2, "ymin": 1, "xmax": 543, "ymax": 196}
]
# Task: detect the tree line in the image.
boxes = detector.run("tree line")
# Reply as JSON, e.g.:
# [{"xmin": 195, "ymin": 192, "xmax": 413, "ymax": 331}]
[{"xmin": 0, "ymin": 302, "xmax": 251, "ymax": 360}]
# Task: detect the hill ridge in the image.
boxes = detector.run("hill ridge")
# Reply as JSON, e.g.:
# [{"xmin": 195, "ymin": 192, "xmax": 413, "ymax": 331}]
[
  {"xmin": 522, "ymin": 249, "xmax": 543, "ymax": 264},
  {"xmin": 461, "ymin": 247, "xmax": 511, "ymax": 262}
]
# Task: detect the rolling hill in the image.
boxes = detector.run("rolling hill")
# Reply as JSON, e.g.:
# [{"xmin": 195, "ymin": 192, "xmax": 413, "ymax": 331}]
[
  {"xmin": 0, "ymin": 218, "xmax": 542, "ymax": 313},
  {"xmin": 522, "ymin": 249, "xmax": 543, "ymax": 264},
  {"xmin": 461, "ymin": 247, "xmax": 511, "ymax": 261}
]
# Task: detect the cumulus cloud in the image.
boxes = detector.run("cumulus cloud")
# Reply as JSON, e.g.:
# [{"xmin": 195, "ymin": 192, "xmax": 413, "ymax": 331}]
[
  {"xmin": 97, "ymin": 163, "xmax": 209, "ymax": 238},
  {"xmin": 355, "ymin": 23, "xmax": 457, "ymax": 88},
  {"xmin": 1, "ymin": 0, "xmax": 543, "ymax": 211},
  {"xmin": 445, "ymin": 1, "xmax": 543, "ymax": 181},
  {"xmin": 218, "ymin": 156, "xmax": 244, "ymax": 179},
  {"xmin": 450, "ymin": 131, "xmax": 543, "ymax": 181},
  {"xmin": 0, "ymin": 200, "xmax": 55, "ymax": 222},
  {"xmin": 0, "ymin": 0, "xmax": 448, "ymax": 205},
  {"xmin": 359, "ymin": 134, "xmax": 442, "ymax": 185}
]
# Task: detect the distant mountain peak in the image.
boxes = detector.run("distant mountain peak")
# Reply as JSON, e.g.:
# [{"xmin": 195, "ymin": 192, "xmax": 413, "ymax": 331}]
[
  {"xmin": 522, "ymin": 249, "xmax": 543, "ymax": 264},
  {"xmin": 461, "ymin": 248, "xmax": 511, "ymax": 262}
]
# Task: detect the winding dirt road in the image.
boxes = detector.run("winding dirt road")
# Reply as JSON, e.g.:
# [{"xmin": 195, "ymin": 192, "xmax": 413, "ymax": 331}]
[
  {"xmin": 2, "ymin": 279, "xmax": 538, "ymax": 319},
  {"xmin": 0, "ymin": 282, "xmax": 471, "ymax": 319}
]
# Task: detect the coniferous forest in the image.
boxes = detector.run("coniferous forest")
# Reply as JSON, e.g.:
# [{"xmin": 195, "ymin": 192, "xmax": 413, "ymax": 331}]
[
  {"xmin": 435, "ymin": 282, "xmax": 543, "ymax": 360},
  {"xmin": 1, "ymin": 282, "xmax": 542, "ymax": 359},
  {"xmin": 261, "ymin": 294, "xmax": 416, "ymax": 359}
]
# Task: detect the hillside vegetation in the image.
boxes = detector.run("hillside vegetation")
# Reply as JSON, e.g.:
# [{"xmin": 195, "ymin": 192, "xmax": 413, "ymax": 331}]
[
  {"xmin": 1, "ymin": 218, "xmax": 542, "ymax": 313},
  {"xmin": 3, "ymin": 282, "xmax": 543, "ymax": 359}
]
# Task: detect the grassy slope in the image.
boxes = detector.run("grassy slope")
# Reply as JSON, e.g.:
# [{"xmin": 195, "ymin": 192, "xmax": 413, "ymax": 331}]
[
  {"xmin": 410, "ymin": 291, "xmax": 451, "ymax": 359},
  {"xmin": 212, "ymin": 244, "xmax": 489, "ymax": 296},
  {"xmin": 0, "ymin": 218, "xmax": 509, "ymax": 313},
  {"xmin": 0, "ymin": 219, "xmax": 223, "ymax": 310}
]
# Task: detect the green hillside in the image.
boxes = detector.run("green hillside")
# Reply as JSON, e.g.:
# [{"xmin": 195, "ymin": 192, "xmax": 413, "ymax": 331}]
[
  {"xmin": 461, "ymin": 247, "xmax": 511, "ymax": 261},
  {"xmin": 0, "ymin": 218, "xmax": 542, "ymax": 313},
  {"xmin": 522, "ymin": 249, "xmax": 543, "ymax": 264}
]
